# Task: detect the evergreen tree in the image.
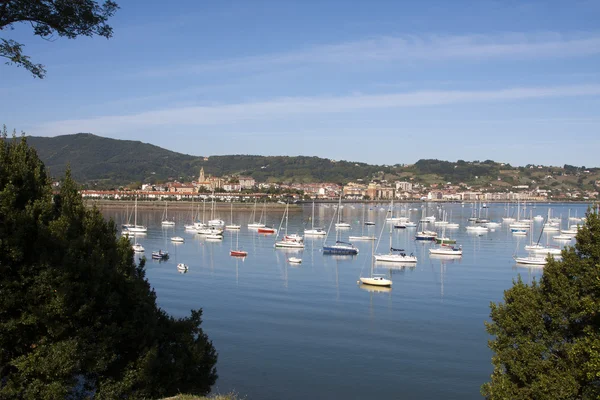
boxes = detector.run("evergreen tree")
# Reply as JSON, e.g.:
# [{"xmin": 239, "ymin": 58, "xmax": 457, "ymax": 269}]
[
  {"xmin": 0, "ymin": 131, "xmax": 217, "ymax": 399},
  {"xmin": 482, "ymin": 205, "xmax": 600, "ymax": 399}
]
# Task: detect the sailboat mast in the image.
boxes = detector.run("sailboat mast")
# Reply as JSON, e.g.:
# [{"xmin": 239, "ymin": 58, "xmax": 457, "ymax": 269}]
[{"xmin": 134, "ymin": 196, "xmax": 137, "ymax": 227}]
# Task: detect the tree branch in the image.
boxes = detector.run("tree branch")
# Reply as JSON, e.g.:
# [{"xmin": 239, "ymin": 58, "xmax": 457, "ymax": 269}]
[{"xmin": 0, "ymin": 38, "xmax": 45, "ymax": 78}]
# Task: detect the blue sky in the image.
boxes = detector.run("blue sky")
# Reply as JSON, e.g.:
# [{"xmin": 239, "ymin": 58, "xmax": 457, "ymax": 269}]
[{"xmin": 2, "ymin": 0, "xmax": 600, "ymax": 166}]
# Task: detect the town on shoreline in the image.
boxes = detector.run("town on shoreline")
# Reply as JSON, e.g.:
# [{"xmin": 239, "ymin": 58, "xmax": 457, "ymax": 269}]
[{"xmin": 81, "ymin": 166, "xmax": 597, "ymax": 209}]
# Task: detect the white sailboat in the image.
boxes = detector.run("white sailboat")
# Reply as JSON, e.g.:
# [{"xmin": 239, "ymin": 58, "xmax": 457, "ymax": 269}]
[
  {"xmin": 375, "ymin": 218, "xmax": 417, "ymax": 263},
  {"xmin": 334, "ymin": 193, "xmax": 351, "ymax": 228},
  {"xmin": 360, "ymin": 241, "xmax": 393, "ymax": 287},
  {"xmin": 125, "ymin": 197, "xmax": 147, "ymax": 233},
  {"xmin": 184, "ymin": 196, "xmax": 197, "ymax": 230},
  {"xmin": 275, "ymin": 203, "xmax": 305, "ymax": 249},
  {"xmin": 561, "ymin": 210, "xmax": 580, "ymax": 235},
  {"xmin": 349, "ymin": 204, "xmax": 376, "ymax": 241},
  {"xmin": 502, "ymin": 201, "xmax": 516, "ymax": 222},
  {"xmin": 248, "ymin": 199, "xmax": 266, "ymax": 229},
  {"xmin": 207, "ymin": 193, "xmax": 225, "ymax": 227},
  {"xmin": 385, "ymin": 197, "xmax": 402, "ymax": 222},
  {"xmin": 161, "ymin": 201, "xmax": 175, "ymax": 226},
  {"xmin": 304, "ymin": 201, "xmax": 327, "ymax": 236},
  {"xmin": 429, "ymin": 244, "xmax": 462, "ymax": 256},
  {"xmin": 225, "ymin": 202, "xmax": 241, "ymax": 230}
]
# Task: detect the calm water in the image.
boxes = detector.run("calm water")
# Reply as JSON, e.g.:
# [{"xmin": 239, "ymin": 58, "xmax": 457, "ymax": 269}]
[{"xmin": 103, "ymin": 202, "xmax": 588, "ymax": 400}]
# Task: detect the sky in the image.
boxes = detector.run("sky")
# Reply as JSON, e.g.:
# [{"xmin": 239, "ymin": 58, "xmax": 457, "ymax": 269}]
[{"xmin": 1, "ymin": 0, "xmax": 600, "ymax": 167}]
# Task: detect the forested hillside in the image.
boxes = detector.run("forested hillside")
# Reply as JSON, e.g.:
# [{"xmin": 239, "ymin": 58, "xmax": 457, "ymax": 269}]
[{"xmin": 16, "ymin": 133, "xmax": 599, "ymax": 192}]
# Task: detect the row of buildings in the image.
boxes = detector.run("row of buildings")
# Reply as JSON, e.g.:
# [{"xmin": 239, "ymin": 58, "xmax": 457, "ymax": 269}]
[{"xmin": 79, "ymin": 167, "xmax": 597, "ymax": 201}]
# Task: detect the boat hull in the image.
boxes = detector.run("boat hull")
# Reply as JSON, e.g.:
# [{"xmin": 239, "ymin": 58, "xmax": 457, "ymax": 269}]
[
  {"xmin": 429, "ymin": 249, "xmax": 462, "ymax": 256},
  {"xmin": 275, "ymin": 241, "xmax": 305, "ymax": 248},
  {"xmin": 514, "ymin": 257, "xmax": 547, "ymax": 265},
  {"xmin": 323, "ymin": 245, "xmax": 359, "ymax": 255},
  {"xmin": 348, "ymin": 236, "xmax": 376, "ymax": 241},
  {"xmin": 360, "ymin": 277, "xmax": 392, "ymax": 287},
  {"xmin": 374, "ymin": 254, "xmax": 417, "ymax": 263}
]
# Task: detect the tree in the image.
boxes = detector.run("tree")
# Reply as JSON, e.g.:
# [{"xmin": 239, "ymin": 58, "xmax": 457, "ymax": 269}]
[
  {"xmin": 481, "ymin": 206, "xmax": 600, "ymax": 399},
  {"xmin": 0, "ymin": 131, "xmax": 217, "ymax": 398},
  {"xmin": 0, "ymin": 0, "xmax": 118, "ymax": 78}
]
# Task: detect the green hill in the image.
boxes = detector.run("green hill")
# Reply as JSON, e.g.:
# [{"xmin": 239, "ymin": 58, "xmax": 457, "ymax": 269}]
[
  {"xmin": 16, "ymin": 133, "xmax": 600, "ymax": 193},
  {"xmin": 24, "ymin": 133, "xmax": 201, "ymax": 186},
  {"xmin": 22, "ymin": 133, "xmax": 398, "ymax": 187}
]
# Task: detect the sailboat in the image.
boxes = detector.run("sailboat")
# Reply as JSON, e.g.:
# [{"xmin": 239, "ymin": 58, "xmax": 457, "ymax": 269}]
[
  {"xmin": 502, "ymin": 201, "xmax": 515, "ymax": 223},
  {"xmin": 561, "ymin": 210, "xmax": 580, "ymax": 235},
  {"xmin": 434, "ymin": 223, "xmax": 456, "ymax": 244},
  {"xmin": 527, "ymin": 220, "xmax": 562, "ymax": 256},
  {"xmin": 275, "ymin": 203, "xmax": 305, "ymax": 248},
  {"xmin": 429, "ymin": 223, "xmax": 462, "ymax": 256},
  {"xmin": 230, "ymin": 227, "xmax": 247, "ymax": 257},
  {"xmin": 334, "ymin": 193, "xmax": 351, "ymax": 228},
  {"xmin": 415, "ymin": 208, "xmax": 437, "ymax": 240},
  {"xmin": 323, "ymin": 198, "xmax": 358, "ymax": 255},
  {"xmin": 513, "ymin": 233, "xmax": 547, "ymax": 265},
  {"xmin": 184, "ymin": 196, "xmax": 197, "ymax": 230},
  {"xmin": 248, "ymin": 199, "xmax": 265, "ymax": 228},
  {"xmin": 385, "ymin": 197, "xmax": 402, "ymax": 222},
  {"xmin": 349, "ymin": 204, "xmax": 376, "ymax": 241},
  {"xmin": 207, "ymin": 193, "xmax": 225, "ymax": 227},
  {"xmin": 225, "ymin": 202, "xmax": 241, "ymax": 230},
  {"xmin": 256, "ymin": 201, "xmax": 276, "ymax": 233},
  {"xmin": 125, "ymin": 197, "xmax": 147, "ymax": 233},
  {"xmin": 374, "ymin": 221, "xmax": 417, "ymax": 263},
  {"xmin": 360, "ymin": 240, "xmax": 393, "ymax": 287},
  {"xmin": 122, "ymin": 204, "xmax": 134, "ymax": 229},
  {"xmin": 524, "ymin": 219, "xmax": 544, "ymax": 251},
  {"xmin": 161, "ymin": 201, "xmax": 175, "ymax": 226},
  {"xmin": 304, "ymin": 201, "xmax": 327, "ymax": 236},
  {"xmin": 543, "ymin": 207, "xmax": 560, "ymax": 232}
]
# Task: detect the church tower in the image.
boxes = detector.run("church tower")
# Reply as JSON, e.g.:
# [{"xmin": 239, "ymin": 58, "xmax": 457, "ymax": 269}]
[{"xmin": 199, "ymin": 167, "xmax": 205, "ymax": 182}]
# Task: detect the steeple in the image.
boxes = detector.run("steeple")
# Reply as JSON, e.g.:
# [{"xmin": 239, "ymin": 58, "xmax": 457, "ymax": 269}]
[{"xmin": 199, "ymin": 167, "xmax": 205, "ymax": 182}]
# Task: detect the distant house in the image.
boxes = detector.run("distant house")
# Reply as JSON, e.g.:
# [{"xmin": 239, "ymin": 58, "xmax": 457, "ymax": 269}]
[{"xmin": 238, "ymin": 176, "xmax": 256, "ymax": 190}]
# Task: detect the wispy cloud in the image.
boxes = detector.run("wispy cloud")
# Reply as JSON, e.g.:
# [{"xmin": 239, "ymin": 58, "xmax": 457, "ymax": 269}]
[
  {"xmin": 34, "ymin": 84, "xmax": 600, "ymax": 135},
  {"xmin": 142, "ymin": 32, "xmax": 600, "ymax": 77}
]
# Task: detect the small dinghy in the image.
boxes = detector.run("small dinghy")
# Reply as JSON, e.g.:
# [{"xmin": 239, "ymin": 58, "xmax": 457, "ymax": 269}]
[
  {"xmin": 288, "ymin": 257, "xmax": 302, "ymax": 264},
  {"xmin": 151, "ymin": 250, "xmax": 169, "ymax": 260},
  {"xmin": 177, "ymin": 263, "xmax": 188, "ymax": 271}
]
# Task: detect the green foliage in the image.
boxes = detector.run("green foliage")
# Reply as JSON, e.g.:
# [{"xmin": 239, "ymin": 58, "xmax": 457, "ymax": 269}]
[
  {"xmin": 413, "ymin": 159, "xmax": 500, "ymax": 182},
  {"xmin": 19, "ymin": 133, "xmax": 600, "ymax": 193},
  {"xmin": 482, "ymin": 206, "xmax": 600, "ymax": 399},
  {"xmin": 25, "ymin": 133, "xmax": 202, "ymax": 186},
  {"xmin": 0, "ymin": 134, "xmax": 217, "ymax": 398},
  {"xmin": 0, "ymin": 0, "xmax": 118, "ymax": 78}
]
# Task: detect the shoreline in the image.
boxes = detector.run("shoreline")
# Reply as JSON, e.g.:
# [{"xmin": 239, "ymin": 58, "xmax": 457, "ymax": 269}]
[
  {"xmin": 86, "ymin": 198, "xmax": 594, "ymax": 211},
  {"xmin": 85, "ymin": 199, "xmax": 298, "ymax": 211}
]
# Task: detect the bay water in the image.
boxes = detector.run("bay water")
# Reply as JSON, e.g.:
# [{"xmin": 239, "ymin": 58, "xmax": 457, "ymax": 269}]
[{"xmin": 102, "ymin": 202, "xmax": 587, "ymax": 399}]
